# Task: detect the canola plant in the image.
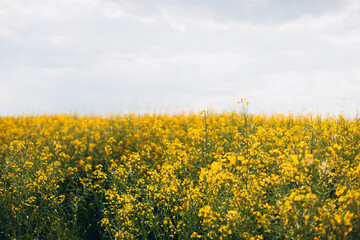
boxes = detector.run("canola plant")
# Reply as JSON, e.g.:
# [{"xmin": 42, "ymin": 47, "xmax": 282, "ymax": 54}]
[{"xmin": 1, "ymin": 109, "xmax": 360, "ymax": 239}]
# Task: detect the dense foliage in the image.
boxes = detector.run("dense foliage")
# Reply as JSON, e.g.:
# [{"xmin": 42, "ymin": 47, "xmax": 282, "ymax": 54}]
[{"xmin": 1, "ymin": 108, "xmax": 360, "ymax": 239}]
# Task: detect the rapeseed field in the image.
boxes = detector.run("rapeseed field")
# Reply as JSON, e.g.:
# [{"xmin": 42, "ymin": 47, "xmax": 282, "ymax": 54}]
[{"xmin": 1, "ymin": 103, "xmax": 360, "ymax": 239}]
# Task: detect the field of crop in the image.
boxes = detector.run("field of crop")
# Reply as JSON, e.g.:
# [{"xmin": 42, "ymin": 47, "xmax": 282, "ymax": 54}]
[{"xmin": 1, "ymin": 105, "xmax": 360, "ymax": 239}]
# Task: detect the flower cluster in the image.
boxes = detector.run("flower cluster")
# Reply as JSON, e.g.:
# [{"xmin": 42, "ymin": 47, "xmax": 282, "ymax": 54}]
[{"xmin": 0, "ymin": 112, "xmax": 359, "ymax": 239}]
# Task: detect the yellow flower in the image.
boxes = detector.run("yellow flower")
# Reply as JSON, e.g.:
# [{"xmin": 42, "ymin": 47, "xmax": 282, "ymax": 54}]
[
  {"xmin": 100, "ymin": 218, "xmax": 110, "ymax": 227},
  {"xmin": 24, "ymin": 161, "xmax": 33, "ymax": 167},
  {"xmin": 58, "ymin": 194, "xmax": 65, "ymax": 204},
  {"xmin": 190, "ymin": 232, "xmax": 202, "ymax": 238}
]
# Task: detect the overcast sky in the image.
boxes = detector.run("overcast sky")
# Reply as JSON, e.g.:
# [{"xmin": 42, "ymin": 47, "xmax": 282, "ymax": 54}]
[{"xmin": 1, "ymin": 0, "xmax": 360, "ymax": 116}]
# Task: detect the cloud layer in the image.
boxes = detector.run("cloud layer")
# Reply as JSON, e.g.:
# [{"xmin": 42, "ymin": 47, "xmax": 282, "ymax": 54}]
[{"xmin": 1, "ymin": 0, "xmax": 360, "ymax": 116}]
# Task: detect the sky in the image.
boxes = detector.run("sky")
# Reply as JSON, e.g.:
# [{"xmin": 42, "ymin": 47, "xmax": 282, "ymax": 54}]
[{"xmin": 1, "ymin": 0, "xmax": 360, "ymax": 116}]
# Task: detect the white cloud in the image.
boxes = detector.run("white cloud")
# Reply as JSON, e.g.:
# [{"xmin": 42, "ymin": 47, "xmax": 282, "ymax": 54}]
[{"xmin": 1, "ymin": 0, "xmax": 360, "ymax": 116}]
